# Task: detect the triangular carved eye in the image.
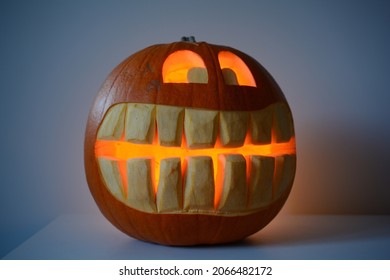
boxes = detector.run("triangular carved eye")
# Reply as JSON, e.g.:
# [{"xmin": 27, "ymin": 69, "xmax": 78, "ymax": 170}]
[
  {"xmin": 163, "ymin": 50, "xmax": 208, "ymax": 84},
  {"xmin": 218, "ymin": 51, "xmax": 256, "ymax": 87}
]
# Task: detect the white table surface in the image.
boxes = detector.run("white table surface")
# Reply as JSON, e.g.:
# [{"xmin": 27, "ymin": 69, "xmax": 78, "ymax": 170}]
[{"xmin": 3, "ymin": 214, "xmax": 390, "ymax": 260}]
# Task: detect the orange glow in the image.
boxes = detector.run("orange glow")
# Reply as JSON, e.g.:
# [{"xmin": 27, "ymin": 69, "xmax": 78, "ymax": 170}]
[
  {"xmin": 214, "ymin": 155, "xmax": 226, "ymax": 208},
  {"xmin": 218, "ymin": 51, "xmax": 256, "ymax": 87},
  {"xmin": 162, "ymin": 50, "xmax": 207, "ymax": 83},
  {"xmin": 118, "ymin": 160, "xmax": 128, "ymax": 197},
  {"xmin": 95, "ymin": 132, "xmax": 295, "ymax": 208}
]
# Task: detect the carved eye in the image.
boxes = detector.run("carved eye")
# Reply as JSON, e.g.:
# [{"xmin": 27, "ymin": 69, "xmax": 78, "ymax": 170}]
[
  {"xmin": 163, "ymin": 50, "xmax": 208, "ymax": 84},
  {"xmin": 218, "ymin": 51, "xmax": 256, "ymax": 87}
]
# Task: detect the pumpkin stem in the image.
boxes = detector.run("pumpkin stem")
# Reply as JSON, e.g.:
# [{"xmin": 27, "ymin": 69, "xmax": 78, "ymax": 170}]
[{"xmin": 181, "ymin": 36, "xmax": 196, "ymax": 42}]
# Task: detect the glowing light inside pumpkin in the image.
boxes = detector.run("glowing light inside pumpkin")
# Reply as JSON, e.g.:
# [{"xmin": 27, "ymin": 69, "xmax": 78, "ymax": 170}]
[
  {"xmin": 218, "ymin": 51, "xmax": 257, "ymax": 87},
  {"xmin": 162, "ymin": 50, "xmax": 257, "ymax": 87},
  {"xmin": 95, "ymin": 131, "xmax": 295, "ymax": 207},
  {"xmin": 162, "ymin": 50, "xmax": 208, "ymax": 83}
]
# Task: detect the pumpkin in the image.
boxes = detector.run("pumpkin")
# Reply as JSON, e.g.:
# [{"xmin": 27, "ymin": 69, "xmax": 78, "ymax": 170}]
[{"xmin": 84, "ymin": 37, "xmax": 296, "ymax": 246}]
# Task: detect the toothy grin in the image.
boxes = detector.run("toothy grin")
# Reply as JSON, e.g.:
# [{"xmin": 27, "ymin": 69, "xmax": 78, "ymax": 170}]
[{"xmin": 95, "ymin": 102, "xmax": 296, "ymax": 215}]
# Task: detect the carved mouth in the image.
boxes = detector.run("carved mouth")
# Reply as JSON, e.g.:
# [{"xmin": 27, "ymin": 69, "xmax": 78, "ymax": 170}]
[{"xmin": 94, "ymin": 102, "xmax": 296, "ymax": 216}]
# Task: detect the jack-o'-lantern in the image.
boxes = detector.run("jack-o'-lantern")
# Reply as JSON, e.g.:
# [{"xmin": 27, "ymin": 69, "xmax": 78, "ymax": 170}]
[{"xmin": 84, "ymin": 37, "xmax": 296, "ymax": 246}]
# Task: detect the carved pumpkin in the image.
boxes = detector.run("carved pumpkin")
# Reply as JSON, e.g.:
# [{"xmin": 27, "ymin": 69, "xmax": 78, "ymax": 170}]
[{"xmin": 84, "ymin": 37, "xmax": 296, "ymax": 246}]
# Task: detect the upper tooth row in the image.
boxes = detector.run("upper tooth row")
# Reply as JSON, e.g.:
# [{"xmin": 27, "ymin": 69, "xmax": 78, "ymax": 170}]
[{"xmin": 97, "ymin": 103, "xmax": 294, "ymax": 147}]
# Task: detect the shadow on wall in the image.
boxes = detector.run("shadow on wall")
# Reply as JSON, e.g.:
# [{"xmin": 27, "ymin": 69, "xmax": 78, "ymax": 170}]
[{"xmin": 286, "ymin": 120, "xmax": 390, "ymax": 215}]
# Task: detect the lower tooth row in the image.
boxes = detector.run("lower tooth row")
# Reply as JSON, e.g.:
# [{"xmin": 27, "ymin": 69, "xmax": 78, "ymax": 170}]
[{"xmin": 97, "ymin": 154, "xmax": 296, "ymax": 214}]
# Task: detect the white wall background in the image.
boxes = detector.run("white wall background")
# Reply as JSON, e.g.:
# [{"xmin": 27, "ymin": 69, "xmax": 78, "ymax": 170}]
[{"xmin": 1, "ymin": 0, "xmax": 389, "ymax": 257}]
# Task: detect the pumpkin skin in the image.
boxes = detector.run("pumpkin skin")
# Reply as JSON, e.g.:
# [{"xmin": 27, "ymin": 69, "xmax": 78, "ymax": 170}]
[{"xmin": 84, "ymin": 40, "xmax": 296, "ymax": 245}]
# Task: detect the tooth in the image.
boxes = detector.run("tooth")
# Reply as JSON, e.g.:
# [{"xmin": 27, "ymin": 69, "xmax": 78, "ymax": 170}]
[
  {"xmin": 273, "ymin": 103, "xmax": 294, "ymax": 143},
  {"xmin": 156, "ymin": 105, "xmax": 184, "ymax": 146},
  {"xmin": 184, "ymin": 109, "xmax": 218, "ymax": 148},
  {"xmin": 126, "ymin": 158, "xmax": 156, "ymax": 212},
  {"xmin": 97, "ymin": 158, "xmax": 124, "ymax": 200},
  {"xmin": 156, "ymin": 158, "xmax": 182, "ymax": 212},
  {"xmin": 250, "ymin": 106, "xmax": 273, "ymax": 144},
  {"xmin": 183, "ymin": 156, "xmax": 214, "ymax": 211},
  {"xmin": 97, "ymin": 104, "xmax": 126, "ymax": 140},
  {"xmin": 217, "ymin": 154, "xmax": 247, "ymax": 212},
  {"xmin": 247, "ymin": 156, "xmax": 275, "ymax": 209},
  {"xmin": 125, "ymin": 104, "xmax": 155, "ymax": 144},
  {"xmin": 220, "ymin": 111, "xmax": 248, "ymax": 147},
  {"xmin": 187, "ymin": 67, "xmax": 208, "ymax": 84},
  {"xmin": 273, "ymin": 154, "xmax": 296, "ymax": 199}
]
